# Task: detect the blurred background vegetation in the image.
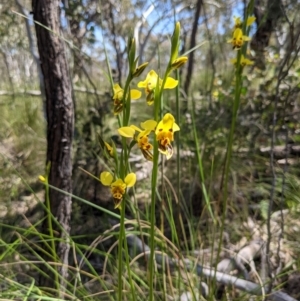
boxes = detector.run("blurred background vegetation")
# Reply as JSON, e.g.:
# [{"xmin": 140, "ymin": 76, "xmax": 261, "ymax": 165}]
[{"xmin": 0, "ymin": 0, "xmax": 300, "ymax": 299}]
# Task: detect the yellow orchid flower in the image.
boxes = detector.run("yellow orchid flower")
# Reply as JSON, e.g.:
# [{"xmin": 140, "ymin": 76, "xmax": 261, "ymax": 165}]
[
  {"xmin": 228, "ymin": 16, "xmax": 255, "ymax": 50},
  {"xmin": 118, "ymin": 120, "xmax": 157, "ymax": 161},
  {"xmin": 155, "ymin": 113, "xmax": 180, "ymax": 160},
  {"xmin": 231, "ymin": 55, "xmax": 254, "ymax": 67},
  {"xmin": 228, "ymin": 28, "xmax": 250, "ymax": 50},
  {"xmin": 112, "ymin": 83, "xmax": 141, "ymax": 115},
  {"xmin": 104, "ymin": 141, "xmax": 114, "ymax": 157},
  {"xmin": 233, "ymin": 15, "xmax": 255, "ymax": 28},
  {"xmin": 137, "ymin": 70, "xmax": 178, "ymax": 105},
  {"xmin": 233, "ymin": 16, "xmax": 243, "ymax": 28},
  {"xmin": 100, "ymin": 171, "xmax": 136, "ymax": 209},
  {"xmin": 112, "ymin": 84, "xmax": 124, "ymax": 114}
]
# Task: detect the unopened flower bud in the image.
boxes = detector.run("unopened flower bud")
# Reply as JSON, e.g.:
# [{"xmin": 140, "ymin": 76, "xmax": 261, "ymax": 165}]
[
  {"xmin": 170, "ymin": 22, "xmax": 181, "ymax": 63},
  {"xmin": 39, "ymin": 175, "xmax": 46, "ymax": 182},
  {"xmin": 132, "ymin": 62, "xmax": 149, "ymax": 78},
  {"xmin": 171, "ymin": 56, "xmax": 188, "ymax": 70}
]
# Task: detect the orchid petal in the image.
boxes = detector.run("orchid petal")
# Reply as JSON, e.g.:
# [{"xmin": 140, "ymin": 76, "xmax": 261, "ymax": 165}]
[
  {"xmin": 111, "ymin": 179, "xmax": 126, "ymax": 188},
  {"xmin": 130, "ymin": 125, "xmax": 142, "ymax": 132},
  {"xmin": 100, "ymin": 171, "xmax": 113, "ymax": 186},
  {"xmin": 141, "ymin": 120, "xmax": 157, "ymax": 131},
  {"xmin": 118, "ymin": 127, "xmax": 135, "ymax": 138},
  {"xmin": 155, "ymin": 113, "xmax": 175, "ymax": 135},
  {"xmin": 164, "ymin": 77, "xmax": 178, "ymax": 89},
  {"xmin": 173, "ymin": 122, "xmax": 180, "ymax": 132},
  {"xmin": 124, "ymin": 173, "xmax": 136, "ymax": 187},
  {"xmin": 130, "ymin": 89, "xmax": 142, "ymax": 100}
]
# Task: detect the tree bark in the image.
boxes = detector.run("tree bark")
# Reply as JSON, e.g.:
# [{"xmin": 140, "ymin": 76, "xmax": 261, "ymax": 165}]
[
  {"xmin": 15, "ymin": 0, "xmax": 45, "ymax": 105},
  {"xmin": 32, "ymin": 0, "xmax": 74, "ymax": 295},
  {"xmin": 251, "ymin": 0, "xmax": 284, "ymax": 69},
  {"xmin": 183, "ymin": 0, "xmax": 203, "ymax": 97}
]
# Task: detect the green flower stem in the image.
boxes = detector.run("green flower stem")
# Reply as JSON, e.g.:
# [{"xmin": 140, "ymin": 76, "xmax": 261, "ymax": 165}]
[
  {"xmin": 125, "ymin": 91, "xmax": 132, "ymax": 125},
  {"xmin": 159, "ymin": 77, "xmax": 165, "ymax": 233},
  {"xmin": 148, "ymin": 67, "xmax": 172, "ymax": 301},
  {"xmin": 191, "ymin": 99, "xmax": 215, "ymax": 222},
  {"xmin": 117, "ymin": 197, "xmax": 125, "ymax": 301},
  {"xmin": 175, "ymin": 70, "xmax": 180, "ymax": 205},
  {"xmin": 122, "ymin": 217, "xmax": 136, "ymax": 301},
  {"xmin": 148, "ymin": 103, "xmax": 160, "ymax": 301},
  {"xmin": 216, "ymin": 50, "xmax": 243, "ymax": 273},
  {"xmin": 117, "ymin": 44, "xmax": 137, "ymax": 300},
  {"xmin": 118, "ymin": 136, "xmax": 131, "ymax": 301},
  {"xmin": 214, "ymin": 3, "xmax": 256, "ymax": 286},
  {"xmin": 118, "ymin": 110, "xmax": 127, "ymax": 301},
  {"xmin": 149, "ymin": 138, "xmax": 159, "ymax": 301},
  {"xmin": 44, "ymin": 163, "xmax": 59, "ymax": 292},
  {"xmin": 117, "ymin": 115, "xmax": 122, "ymax": 129},
  {"xmin": 122, "ymin": 75, "xmax": 133, "ymax": 127},
  {"xmin": 118, "ymin": 195, "xmax": 136, "ymax": 301}
]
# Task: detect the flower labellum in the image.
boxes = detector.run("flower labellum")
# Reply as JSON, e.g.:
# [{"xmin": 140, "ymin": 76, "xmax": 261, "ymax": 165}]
[{"xmin": 155, "ymin": 113, "xmax": 180, "ymax": 160}]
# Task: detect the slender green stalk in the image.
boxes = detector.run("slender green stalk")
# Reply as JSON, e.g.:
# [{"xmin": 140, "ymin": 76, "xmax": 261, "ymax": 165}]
[
  {"xmin": 44, "ymin": 164, "xmax": 59, "ymax": 292},
  {"xmin": 175, "ymin": 69, "xmax": 181, "ymax": 213},
  {"xmin": 101, "ymin": 25, "xmax": 135, "ymax": 301},
  {"xmin": 191, "ymin": 100, "xmax": 215, "ymax": 222},
  {"xmin": 215, "ymin": 51, "xmax": 243, "ymax": 282},
  {"xmin": 148, "ymin": 64, "xmax": 173, "ymax": 300},
  {"xmin": 148, "ymin": 20, "xmax": 184, "ymax": 295},
  {"xmin": 117, "ymin": 198, "xmax": 126, "ymax": 301},
  {"xmin": 123, "ymin": 75, "xmax": 133, "ymax": 126},
  {"xmin": 123, "ymin": 229, "xmax": 137, "ymax": 301},
  {"xmin": 149, "ymin": 138, "xmax": 159, "ymax": 301},
  {"xmin": 117, "ymin": 140, "xmax": 134, "ymax": 301},
  {"xmin": 117, "ymin": 44, "xmax": 136, "ymax": 299},
  {"xmin": 215, "ymin": 1, "xmax": 254, "ymax": 278}
]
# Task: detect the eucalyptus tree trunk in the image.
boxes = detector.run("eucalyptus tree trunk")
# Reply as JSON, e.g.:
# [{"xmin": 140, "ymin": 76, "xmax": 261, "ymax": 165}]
[
  {"xmin": 183, "ymin": 0, "xmax": 203, "ymax": 97},
  {"xmin": 251, "ymin": 0, "xmax": 284, "ymax": 69},
  {"xmin": 32, "ymin": 0, "xmax": 74, "ymax": 295}
]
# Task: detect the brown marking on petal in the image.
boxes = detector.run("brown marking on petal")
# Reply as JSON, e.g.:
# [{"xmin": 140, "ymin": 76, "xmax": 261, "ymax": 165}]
[
  {"xmin": 158, "ymin": 142, "xmax": 167, "ymax": 152},
  {"xmin": 114, "ymin": 198, "xmax": 123, "ymax": 209},
  {"xmin": 114, "ymin": 100, "xmax": 124, "ymax": 114},
  {"xmin": 166, "ymin": 144, "xmax": 173, "ymax": 160},
  {"xmin": 142, "ymin": 149, "xmax": 153, "ymax": 161}
]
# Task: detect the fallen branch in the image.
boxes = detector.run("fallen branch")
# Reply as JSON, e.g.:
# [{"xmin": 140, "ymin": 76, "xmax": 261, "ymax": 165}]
[
  {"xmin": 0, "ymin": 90, "xmax": 41, "ymax": 96},
  {"xmin": 127, "ymin": 235, "xmax": 296, "ymax": 301},
  {"xmin": 0, "ymin": 87, "xmax": 105, "ymax": 97}
]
